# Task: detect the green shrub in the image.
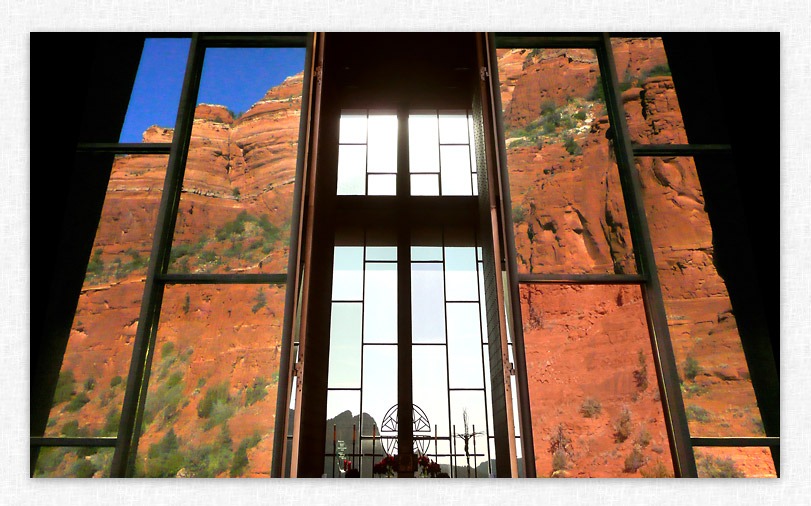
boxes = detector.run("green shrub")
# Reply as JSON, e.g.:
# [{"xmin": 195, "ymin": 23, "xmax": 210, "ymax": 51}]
[
  {"xmin": 685, "ymin": 404, "xmax": 712, "ymax": 423},
  {"xmin": 573, "ymin": 110, "xmax": 587, "ymax": 121},
  {"xmin": 252, "ymin": 289, "xmax": 267, "ymax": 314},
  {"xmin": 53, "ymin": 370, "xmax": 76, "ymax": 405},
  {"xmin": 683, "ymin": 354, "xmax": 702, "ymax": 381},
  {"xmin": 613, "ymin": 405, "xmax": 632, "ymax": 443},
  {"xmin": 580, "ymin": 397, "xmax": 602, "ymax": 418},
  {"xmin": 60, "ymin": 420, "xmax": 81, "ymax": 437},
  {"xmin": 198, "ymin": 382, "xmax": 231, "ymax": 419},
  {"xmin": 223, "ymin": 241, "xmax": 243, "ymax": 258},
  {"xmin": 552, "ymin": 449, "xmax": 567, "ymax": 473},
  {"xmin": 109, "ymin": 375, "xmax": 123, "ymax": 388},
  {"xmin": 245, "ymin": 376, "xmax": 270, "ymax": 407},
  {"xmin": 145, "ymin": 429, "xmax": 185, "ymax": 477},
  {"xmin": 512, "ymin": 204, "xmax": 527, "ymax": 224},
  {"xmin": 101, "ymin": 408, "xmax": 120, "ymax": 436},
  {"xmin": 68, "ymin": 458, "xmax": 98, "ymax": 478},
  {"xmin": 696, "ymin": 453, "xmax": 744, "ymax": 478},
  {"xmin": 563, "ymin": 135, "xmax": 581, "ymax": 156},
  {"xmin": 162, "ymin": 342, "xmax": 175, "ymax": 357},
  {"xmin": 588, "ymin": 82, "xmax": 605, "ymax": 102},
  {"xmin": 66, "ymin": 392, "xmax": 90, "ymax": 412},
  {"xmin": 200, "ymin": 250, "xmax": 219, "ymax": 264},
  {"xmin": 86, "ymin": 249, "xmax": 104, "ymax": 276},
  {"xmin": 84, "ymin": 378, "xmax": 96, "ymax": 391}
]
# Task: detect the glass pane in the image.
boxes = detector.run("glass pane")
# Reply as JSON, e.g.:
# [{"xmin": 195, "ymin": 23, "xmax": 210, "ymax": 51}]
[
  {"xmin": 328, "ymin": 303, "xmax": 362, "ymax": 388},
  {"xmin": 367, "ymin": 111, "xmax": 397, "ymax": 173},
  {"xmin": 520, "ymin": 284, "xmax": 673, "ymax": 478},
  {"xmin": 410, "ymin": 174, "xmax": 440, "ymax": 196},
  {"xmin": 439, "ymin": 110, "xmax": 469, "ymax": 144},
  {"xmin": 444, "ymin": 238, "xmax": 478, "ymax": 302},
  {"xmin": 412, "ymin": 346, "xmax": 450, "ymax": 438},
  {"xmin": 638, "ymin": 156, "xmax": 765, "ymax": 437},
  {"xmin": 133, "ymin": 284, "xmax": 285, "ymax": 477},
  {"xmin": 362, "ymin": 345, "xmax": 398, "ymax": 436},
  {"xmin": 610, "ymin": 37, "xmax": 688, "ymax": 144},
  {"xmin": 409, "ymin": 111, "xmax": 440, "ymax": 173},
  {"xmin": 411, "ymin": 263, "xmax": 446, "ymax": 344},
  {"xmin": 694, "ymin": 447, "xmax": 777, "ymax": 478},
  {"xmin": 450, "ymin": 391, "xmax": 488, "ymax": 478},
  {"xmin": 44, "ymin": 155, "xmax": 168, "ymax": 437},
  {"xmin": 119, "ymin": 38, "xmax": 190, "ymax": 143},
  {"xmin": 339, "ymin": 110, "xmax": 367, "ymax": 144},
  {"xmin": 332, "ymin": 246, "xmax": 364, "ymax": 301},
  {"xmin": 440, "ymin": 145, "xmax": 473, "ymax": 196},
  {"xmin": 33, "ymin": 447, "xmax": 114, "ymax": 478},
  {"xmin": 336, "ymin": 144, "xmax": 367, "ymax": 195},
  {"xmin": 363, "ymin": 263, "xmax": 397, "ymax": 343},
  {"xmin": 168, "ymin": 47, "xmax": 305, "ymax": 274},
  {"xmin": 324, "ymin": 389, "xmax": 360, "ymax": 478},
  {"xmin": 447, "ymin": 303, "xmax": 484, "ymax": 389},
  {"xmin": 367, "ymin": 174, "xmax": 396, "ymax": 196},
  {"xmin": 496, "ymin": 47, "xmax": 636, "ymax": 274}
]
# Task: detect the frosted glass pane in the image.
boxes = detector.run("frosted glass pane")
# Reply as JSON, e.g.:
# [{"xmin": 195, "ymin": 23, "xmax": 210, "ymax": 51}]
[
  {"xmin": 411, "ymin": 263, "xmax": 446, "ymax": 344},
  {"xmin": 413, "ymin": 345, "xmax": 450, "ymax": 437},
  {"xmin": 447, "ymin": 303, "xmax": 484, "ymax": 388},
  {"xmin": 364, "ymin": 263, "xmax": 397, "ymax": 343},
  {"xmin": 337, "ymin": 144, "xmax": 366, "ymax": 195},
  {"xmin": 362, "ymin": 345, "xmax": 397, "ymax": 435},
  {"xmin": 440, "ymin": 145, "xmax": 473, "ymax": 196},
  {"xmin": 328, "ymin": 303, "xmax": 362, "ymax": 388},
  {"xmin": 367, "ymin": 112, "xmax": 397, "ymax": 173},
  {"xmin": 332, "ymin": 246, "xmax": 364, "ymax": 301},
  {"xmin": 409, "ymin": 112, "xmax": 440, "ymax": 173},
  {"xmin": 445, "ymin": 245, "xmax": 478, "ymax": 301},
  {"xmin": 439, "ymin": 110, "xmax": 469, "ymax": 144},
  {"xmin": 367, "ymin": 174, "xmax": 396, "ymax": 196},
  {"xmin": 410, "ymin": 174, "xmax": 439, "ymax": 196},
  {"xmin": 339, "ymin": 111, "xmax": 367, "ymax": 144}
]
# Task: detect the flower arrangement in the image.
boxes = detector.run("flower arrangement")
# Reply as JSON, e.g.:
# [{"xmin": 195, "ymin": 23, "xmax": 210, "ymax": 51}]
[
  {"xmin": 372, "ymin": 455, "xmax": 396, "ymax": 477},
  {"xmin": 372, "ymin": 454, "xmax": 442, "ymax": 478}
]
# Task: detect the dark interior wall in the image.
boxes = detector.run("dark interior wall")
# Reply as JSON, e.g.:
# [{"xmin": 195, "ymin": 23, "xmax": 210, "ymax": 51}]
[{"xmin": 30, "ymin": 33, "xmax": 144, "ymax": 443}]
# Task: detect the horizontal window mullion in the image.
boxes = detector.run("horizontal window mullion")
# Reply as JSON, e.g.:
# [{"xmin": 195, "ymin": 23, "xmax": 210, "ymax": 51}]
[
  {"xmin": 517, "ymin": 273, "xmax": 646, "ymax": 284},
  {"xmin": 31, "ymin": 437, "xmax": 117, "ymax": 447},
  {"xmin": 157, "ymin": 273, "xmax": 287, "ymax": 284},
  {"xmin": 691, "ymin": 437, "xmax": 780, "ymax": 447},
  {"xmin": 76, "ymin": 143, "xmax": 172, "ymax": 155},
  {"xmin": 632, "ymin": 144, "xmax": 732, "ymax": 157}
]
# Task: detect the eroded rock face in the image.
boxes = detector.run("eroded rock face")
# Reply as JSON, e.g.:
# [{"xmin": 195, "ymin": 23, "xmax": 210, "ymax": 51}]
[{"xmin": 501, "ymin": 39, "xmax": 771, "ymax": 477}]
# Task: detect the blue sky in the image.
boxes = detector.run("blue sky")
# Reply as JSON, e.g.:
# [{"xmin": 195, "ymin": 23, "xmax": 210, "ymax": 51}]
[{"xmin": 119, "ymin": 40, "xmax": 305, "ymax": 142}]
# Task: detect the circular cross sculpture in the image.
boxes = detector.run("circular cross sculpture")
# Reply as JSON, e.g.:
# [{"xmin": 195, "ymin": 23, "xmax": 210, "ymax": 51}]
[{"xmin": 379, "ymin": 404, "xmax": 432, "ymax": 456}]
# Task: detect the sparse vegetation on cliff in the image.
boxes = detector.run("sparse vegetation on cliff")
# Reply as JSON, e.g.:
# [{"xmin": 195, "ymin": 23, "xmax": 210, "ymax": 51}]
[
  {"xmin": 613, "ymin": 405, "xmax": 633, "ymax": 443},
  {"xmin": 580, "ymin": 397, "xmax": 602, "ymax": 418},
  {"xmin": 695, "ymin": 451, "xmax": 745, "ymax": 478}
]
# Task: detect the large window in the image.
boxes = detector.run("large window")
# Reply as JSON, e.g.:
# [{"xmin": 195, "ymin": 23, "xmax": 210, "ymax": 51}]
[{"xmin": 31, "ymin": 32, "xmax": 778, "ymax": 480}]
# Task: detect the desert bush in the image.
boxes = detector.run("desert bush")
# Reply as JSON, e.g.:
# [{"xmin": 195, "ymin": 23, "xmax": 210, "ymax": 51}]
[
  {"xmin": 512, "ymin": 204, "xmax": 527, "ymax": 224},
  {"xmin": 229, "ymin": 433, "xmax": 262, "ymax": 477},
  {"xmin": 580, "ymin": 397, "xmax": 602, "ymax": 418},
  {"xmin": 696, "ymin": 453, "xmax": 744, "ymax": 478},
  {"xmin": 109, "ymin": 375, "xmax": 123, "ymax": 388},
  {"xmin": 624, "ymin": 445, "xmax": 646, "ymax": 473},
  {"xmin": 640, "ymin": 459, "xmax": 672, "ymax": 478},
  {"xmin": 563, "ymin": 135, "xmax": 582, "ymax": 156},
  {"xmin": 145, "ymin": 429, "xmax": 185, "ymax": 478},
  {"xmin": 573, "ymin": 110, "xmax": 587, "ymax": 121},
  {"xmin": 68, "ymin": 458, "xmax": 98, "ymax": 478},
  {"xmin": 60, "ymin": 420, "xmax": 81, "ymax": 437},
  {"xmin": 552, "ymin": 449, "xmax": 568, "ymax": 473},
  {"xmin": 634, "ymin": 349, "xmax": 648, "ymax": 391},
  {"xmin": 84, "ymin": 378, "xmax": 96, "ymax": 391},
  {"xmin": 232, "ymin": 188, "xmax": 241, "ymax": 198},
  {"xmin": 252, "ymin": 289, "xmax": 267, "ymax": 314},
  {"xmin": 53, "ymin": 370, "xmax": 76, "ymax": 405},
  {"xmin": 182, "ymin": 294, "xmax": 190, "ymax": 314},
  {"xmin": 101, "ymin": 408, "xmax": 120, "ymax": 436},
  {"xmin": 685, "ymin": 404, "xmax": 712, "ymax": 423},
  {"xmin": 634, "ymin": 426, "xmax": 652, "ymax": 448},
  {"xmin": 613, "ymin": 405, "xmax": 632, "ymax": 443},
  {"xmin": 66, "ymin": 392, "xmax": 90, "ymax": 412},
  {"xmin": 683, "ymin": 354, "xmax": 702, "ymax": 381},
  {"xmin": 86, "ymin": 249, "xmax": 104, "ymax": 276},
  {"xmin": 245, "ymin": 376, "xmax": 270, "ymax": 407}
]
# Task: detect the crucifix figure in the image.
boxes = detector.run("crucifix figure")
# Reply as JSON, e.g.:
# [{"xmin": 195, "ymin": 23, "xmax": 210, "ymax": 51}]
[{"xmin": 455, "ymin": 408, "xmax": 483, "ymax": 477}]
